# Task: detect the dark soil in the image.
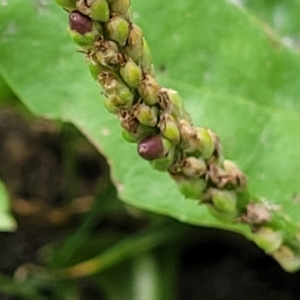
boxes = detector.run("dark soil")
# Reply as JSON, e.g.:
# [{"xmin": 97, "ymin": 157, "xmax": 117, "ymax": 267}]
[{"xmin": 0, "ymin": 107, "xmax": 300, "ymax": 300}]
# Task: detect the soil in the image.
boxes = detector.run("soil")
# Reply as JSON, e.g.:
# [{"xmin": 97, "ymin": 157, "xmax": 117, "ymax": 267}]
[{"xmin": 0, "ymin": 107, "xmax": 300, "ymax": 300}]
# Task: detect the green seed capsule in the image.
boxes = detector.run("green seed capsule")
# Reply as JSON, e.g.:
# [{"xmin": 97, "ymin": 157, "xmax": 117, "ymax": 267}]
[
  {"xmin": 138, "ymin": 74, "xmax": 160, "ymax": 105},
  {"xmin": 182, "ymin": 157, "xmax": 207, "ymax": 178},
  {"xmin": 105, "ymin": 16, "xmax": 129, "ymax": 47},
  {"xmin": 272, "ymin": 246, "xmax": 300, "ymax": 273},
  {"xmin": 135, "ymin": 103, "xmax": 158, "ymax": 127},
  {"xmin": 89, "ymin": 0, "xmax": 110, "ymax": 22},
  {"xmin": 140, "ymin": 39, "xmax": 152, "ymax": 73},
  {"xmin": 195, "ymin": 128, "xmax": 215, "ymax": 159},
  {"xmin": 253, "ymin": 227, "xmax": 282, "ymax": 253},
  {"xmin": 209, "ymin": 188, "xmax": 237, "ymax": 214},
  {"xmin": 121, "ymin": 129, "xmax": 138, "ymax": 143},
  {"xmin": 138, "ymin": 135, "xmax": 172, "ymax": 160},
  {"xmin": 103, "ymin": 95, "xmax": 119, "ymax": 114},
  {"xmin": 151, "ymin": 148, "xmax": 175, "ymax": 172},
  {"xmin": 124, "ymin": 24, "xmax": 144, "ymax": 63},
  {"xmin": 86, "ymin": 55, "xmax": 104, "ymax": 80},
  {"xmin": 206, "ymin": 204, "xmax": 238, "ymax": 223},
  {"xmin": 99, "ymin": 72, "xmax": 134, "ymax": 108},
  {"xmin": 159, "ymin": 88, "xmax": 190, "ymax": 120},
  {"xmin": 106, "ymin": 0, "xmax": 130, "ymax": 15},
  {"xmin": 120, "ymin": 58, "xmax": 142, "ymax": 88},
  {"xmin": 175, "ymin": 176, "xmax": 206, "ymax": 200},
  {"xmin": 158, "ymin": 114, "xmax": 180, "ymax": 144},
  {"xmin": 55, "ymin": 0, "xmax": 76, "ymax": 9}
]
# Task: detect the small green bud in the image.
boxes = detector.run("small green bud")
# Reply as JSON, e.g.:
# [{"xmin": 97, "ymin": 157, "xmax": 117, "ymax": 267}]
[
  {"xmin": 158, "ymin": 114, "xmax": 180, "ymax": 144},
  {"xmin": 105, "ymin": 15, "xmax": 129, "ymax": 47},
  {"xmin": 179, "ymin": 122, "xmax": 214, "ymax": 158},
  {"xmin": 68, "ymin": 10, "xmax": 100, "ymax": 47},
  {"xmin": 206, "ymin": 204, "xmax": 238, "ymax": 223},
  {"xmin": 120, "ymin": 58, "xmax": 142, "ymax": 88},
  {"xmin": 124, "ymin": 24, "xmax": 144, "ymax": 63},
  {"xmin": 103, "ymin": 95, "xmax": 119, "ymax": 114},
  {"xmin": 151, "ymin": 148, "xmax": 175, "ymax": 171},
  {"xmin": 272, "ymin": 246, "xmax": 300, "ymax": 273},
  {"xmin": 175, "ymin": 176, "xmax": 206, "ymax": 200},
  {"xmin": 140, "ymin": 39, "xmax": 152, "ymax": 73},
  {"xmin": 122, "ymin": 124, "xmax": 157, "ymax": 143},
  {"xmin": 98, "ymin": 72, "xmax": 134, "ymax": 108},
  {"xmin": 159, "ymin": 88, "xmax": 190, "ymax": 120},
  {"xmin": 182, "ymin": 157, "xmax": 207, "ymax": 178},
  {"xmin": 134, "ymin": 103, "xmax": 158, "ymax": 127},
  {"xmin": 195, "ymin": 128, "xmax": 215, "ymax": 159},
  {"xmin": 209, "ymin": 188, "xmax": 237, "ymax": 214},
  {"xmin": 86, "ymin": 55, "xmax": 104, "ymax": 80},
  {"xmin": 88, "ymin": 0, "xmax": 110, "ymax": 22},
  {"xmin": 106, "ymin": 0, "xmax": 130, "ymax": 15},
  {"xmin": 55, "ymin": 0, "xmax": 76, "ymax": 9},
  {"xmin": 138, "ymin": 74, "xmax": 160, "ymax": 105},
  {"xmin": 138, "ymin": 135, "xmax": 172, "ymax": 160},
  {"xmin": 253, "ymin": 227, "xmax": 282, "ymax": 253},
  {"xmin": 121, "ymin": 129, "xmax": 138, "ymax": 143}
]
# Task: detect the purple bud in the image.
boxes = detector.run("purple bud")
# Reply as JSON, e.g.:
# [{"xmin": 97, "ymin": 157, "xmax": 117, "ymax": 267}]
[
  {"xmin": 69, "ymin": 10, "xmax": 93, "ymax": 35},
  {"xmin": 138, "ymin": 135, "xmax": 164, "ymax": 160}
]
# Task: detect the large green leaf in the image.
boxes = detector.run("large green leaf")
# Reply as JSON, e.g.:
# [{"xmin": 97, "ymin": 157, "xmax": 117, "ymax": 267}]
[{"xmin": 0, "ymin": 0, "xmax": 300, "ymax": 239}]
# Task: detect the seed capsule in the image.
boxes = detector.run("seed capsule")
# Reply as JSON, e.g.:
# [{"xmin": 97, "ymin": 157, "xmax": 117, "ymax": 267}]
[
  {"xmin": 95, "ymin": 40, "xmax": 121, "ymax": 69},
  {"xmin": 182, "ymin": 157, "xmax": 207, "ymax": 178},
  {"xmin": 105, "ymin": 16, "xmax": 129, "ymax": 47},
  {"xmin": 120, "ymin": 58, "xmax": 142, "ymax": 88},
  {"xmin": 209, "ymin": 188, "xmax": 237, "ymax": 214},
  {"xmin": 88, "ymin": 0, "xmax": 110, "ymax": 22},
  {"xmin": 195, "ymin": 128, "xmax": 214, "ymax": 159},
  {"xmin": 158, "ymin": 114, "xmax": 180, "ymax": 144},
  {"xmin": 98, "ymin": 72, "xmax": 134, "ymax": 108},
  {"xmin": 206, "ymin": 204, "xmax": 237, "ymax": 223},
  {"xmin": 253, "ymin": 227, "xmax": 282, "ymax": 253},
  {"xmin": 122, "ymin": 124, "xmax": 157, "ymax": 143},
  {"xmin": 159, "ymin": 88, "xmax": 190, "ymax": 120},
  {"xmin": 272, "ymin": 246, "xmax": 300, "ymax": 273},
  {"xmin": 175, "ymin": 176, "xmax": 206, "ymax": 200},
  {"xmin": 140, "ymin": 39, "xmax": 152, "ymax": 73},
  {"xmin": 106, "ymin": 0, "xmax": 130, "ymax": 15},
  {"xmin": 68, "ymin": 10, "xmax": 100, "ymax": 47},
  {"xmin": 138, "ymin": 73, "xmax": 160, "ymax": 105},
  {"xmin": 223, "ymin": 160, "xmax": 247, "ymax": 190},
  {"xmin": 150, "ymin": 148, "xmax": 175, "ymax": 172},
  {"xmin": 124, "ymin": 24, "xmax": 144, "ymax": 63},
  {"xmin": 86, "ymin": 55, "xmax": 104, "ymax": 80},
  {"xmin": 135, "ymin": 103, "xmax": 158, "ymax": 127},
  {"xmin": 138, "ymin": 135, "xmax": 171, "ymax": 160}
]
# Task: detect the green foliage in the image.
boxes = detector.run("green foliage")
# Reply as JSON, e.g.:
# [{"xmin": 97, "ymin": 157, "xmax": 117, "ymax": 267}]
[
  {"xmin": 0, "ymin": 181, "xmax": 16, "ymax": 232},
  {"xmin": 0, "ymin": 0, "xmax": 300, "ymax": 243}
]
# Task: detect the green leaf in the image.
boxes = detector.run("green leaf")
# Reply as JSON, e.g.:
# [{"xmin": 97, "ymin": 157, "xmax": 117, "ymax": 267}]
[
  {"xmin": 0, "ymin": 0, "xmax": 300, "ymax": 240},
  {"xmin": 0, "ymin": 181, "xmax": 16, "ymax": 232}
]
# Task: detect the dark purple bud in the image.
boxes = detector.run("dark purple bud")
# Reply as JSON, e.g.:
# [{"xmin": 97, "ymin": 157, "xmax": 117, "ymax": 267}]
[
  {"xmin": 69, "ymin": 10, "xmax": 93, "ymax": 35},
  {"xmin": 137, "ymin": 135, "xmax": 164, "ymax": 160}
]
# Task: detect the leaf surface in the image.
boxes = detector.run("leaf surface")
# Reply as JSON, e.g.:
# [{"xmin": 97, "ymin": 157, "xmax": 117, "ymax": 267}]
[{"xmin": 0, "ymin": 0, "xmax": 300, "ymax": 238}]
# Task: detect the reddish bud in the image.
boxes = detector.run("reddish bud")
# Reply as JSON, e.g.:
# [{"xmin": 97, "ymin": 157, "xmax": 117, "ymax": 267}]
[
  {"xmin": 137, "ymin": 135, "xmax": 164, "ymax": 160},
  {"xmin": 69, "ymin": 10, "xmax": 93, "ymax": 35}
]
